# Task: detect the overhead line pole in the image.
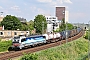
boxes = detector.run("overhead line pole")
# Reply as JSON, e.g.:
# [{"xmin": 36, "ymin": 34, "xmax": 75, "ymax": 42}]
[
  {"xmin": 66, "ymin": 22, "xmax": 68, "ymax": 43},
  {"xmin": 88, "ymin": 21, "xmax": 90, "ymax": 60}
]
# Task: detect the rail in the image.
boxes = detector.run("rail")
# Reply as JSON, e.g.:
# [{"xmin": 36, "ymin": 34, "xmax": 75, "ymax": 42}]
[{"xmin": 0, "ymin": 31, "xmax": 84, "ymax": 60}]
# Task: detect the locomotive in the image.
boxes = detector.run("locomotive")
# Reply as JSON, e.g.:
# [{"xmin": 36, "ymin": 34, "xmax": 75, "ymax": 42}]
[{"xmin": 10, "ymin": 27, "xmax": 82, "ymax": 50}]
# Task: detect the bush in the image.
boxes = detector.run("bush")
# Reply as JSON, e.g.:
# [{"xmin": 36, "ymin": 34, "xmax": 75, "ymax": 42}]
[
  {"xmin": 84, "ymin": 31, "xmax": 88, "ymax": 39},
  {"xmin": 20, "ymin": 53, "xmax": 38, "ymax": 60}
]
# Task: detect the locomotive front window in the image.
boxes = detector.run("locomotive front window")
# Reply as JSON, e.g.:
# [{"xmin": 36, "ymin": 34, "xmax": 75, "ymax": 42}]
[
  {"xmin": 21, "ymin": 38, "xmax": 26, "ymax": 42},
  {"xmin": 13, "ymin": 37, "xmax": 20, "ymax": 43},
  {"xmin": 13, "ymin": 39, "xmax": 19, "ymax": 43}
]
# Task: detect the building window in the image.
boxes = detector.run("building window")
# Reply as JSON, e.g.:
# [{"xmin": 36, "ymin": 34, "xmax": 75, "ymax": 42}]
[
  {"xmin": 14, "ymin": 32, "xmax": 17, "ymax": 35},
  {"xmin": 0, "ymin": 32, "xmax": 3, "ymax": 35},
  {"xmin": 8, "ymin": 32, "xmax": 11, "ymax": 36},
  {"xmin": 63, "ymin": 10, "xmax": 65, "ymax": 14},
  {"xmin": 53, "ymin": 17, "xmax": 56, "ymax": 19},
  {"xmin": 49, "ymin": 18, "xmax": 52, "ymax": 19},
  {"xmin": 26, "ymin": 31, "xmax": 29, "ymax": 33},
  {"xmin": 21, "ymin": 32, "xmax": 24, "ymax": 35}
]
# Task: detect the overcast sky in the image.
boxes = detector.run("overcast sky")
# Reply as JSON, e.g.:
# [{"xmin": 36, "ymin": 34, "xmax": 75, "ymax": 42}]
[{"xmin": 0, "ymin": 0, "xmax": 90, "ymax": 24}]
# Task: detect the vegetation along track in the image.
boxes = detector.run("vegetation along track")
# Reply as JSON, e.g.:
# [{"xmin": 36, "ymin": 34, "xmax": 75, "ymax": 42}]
[{"xmin": 0, "ymin": 31, "xmax": 84, "ymax": 60}]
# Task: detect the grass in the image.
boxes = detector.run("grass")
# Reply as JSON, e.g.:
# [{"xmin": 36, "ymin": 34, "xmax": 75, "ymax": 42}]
[
  {"xmin": 0, "ymin": 40, "xmax": 12, "ymax": 52},
  {"xmin": 20, "ymin": 37, "xmax": 89, "ymax": 60}
]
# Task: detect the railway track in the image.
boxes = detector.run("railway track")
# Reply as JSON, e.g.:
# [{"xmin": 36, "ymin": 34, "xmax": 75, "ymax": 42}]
[{"xmin": 0, "ymin": 31, "xmax": 84, "ymax": 60}]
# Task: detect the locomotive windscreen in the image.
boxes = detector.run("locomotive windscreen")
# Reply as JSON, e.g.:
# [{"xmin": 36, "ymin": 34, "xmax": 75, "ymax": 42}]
[{"xmin": 13, "ymin": 36, "xmax": 20, "ymax": 43}]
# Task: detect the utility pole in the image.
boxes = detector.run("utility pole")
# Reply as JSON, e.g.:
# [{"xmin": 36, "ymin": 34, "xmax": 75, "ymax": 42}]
[
  {"xmin": 88, "ymin": 21, "xmax": 90, "ymax": 60},
  {"xmin": 83, "ymin": 23, "xmax": 84, "ymax": 35},
  {"xmin": 66, "ymin": 22, "xmax": 68, "ymax": 43},
  {"xmin": 53, "ymin": 23, "xmax": 55, "ymax": 32}
]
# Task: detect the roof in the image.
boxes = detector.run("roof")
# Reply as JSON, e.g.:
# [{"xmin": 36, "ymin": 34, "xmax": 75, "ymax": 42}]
[
  {"xmin": 0, "ymin": 27, "xmax": 3, "ymax": 30},
  {"xmin": 17, "ymin": 17, "xmax": 27, "ymax": 23}
]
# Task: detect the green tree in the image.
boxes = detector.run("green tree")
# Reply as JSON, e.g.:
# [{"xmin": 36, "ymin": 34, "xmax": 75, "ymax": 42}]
[
  {"xmin": 28, "ymin": 20, "xmax": 34, "ymax": 30},
  {"xmin": 21, "ymin": 24, "xmax": 28, "ymax": 31},
  {"xmin": 62, "ymin": 18, "xmax": 65, "ymax": 24},
  {"xmin": 20, "ymin": 20, "xmax": 35, "ymax": 32},
  {"xmin": 1, "ymin": 15, "xmax": 22, "ymax": 30},
  {"xmin": 67, "ymin": 23, "xmax": 74, "ymax": 30},
  {"xmin": 27, "ymin": 20, "xmax": 34, "ymax": 34},
  {"xmin": 59, "ymin": 18, "xmax": 66, "ymax": 32},
  {"xmin": 34, "ymin": 15, "xmax": 47, "ymax": 34},
  {"xmin": 59, "ymin": 18, "xmax": 74, "ymax": 32}
]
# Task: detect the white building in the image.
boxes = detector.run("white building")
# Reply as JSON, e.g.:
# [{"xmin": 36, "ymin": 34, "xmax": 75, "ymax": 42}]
[
  {"xmin": 65, "ymin": 11, "xmax": 69, "ymax": 23},
  {"xmin": 45, "ymin": 16, "xmax": 60, "ymax": 33}
]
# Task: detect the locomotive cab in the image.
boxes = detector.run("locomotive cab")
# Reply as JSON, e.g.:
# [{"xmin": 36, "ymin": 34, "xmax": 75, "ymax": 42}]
[{"xmin": 12, "ymin": 35, "xmax": 26, "ymax": 49}]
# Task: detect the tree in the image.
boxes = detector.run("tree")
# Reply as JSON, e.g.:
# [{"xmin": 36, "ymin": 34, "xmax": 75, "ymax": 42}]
[
  {"xmin": 59, "ymin": 18, "xmax": 74, "ymax": 32},
  {"xmin": 28, "ymin": 20, "xmax": 34, "ymax": 30},
  {"xmin": 27, "ymin": 20, "xmax": 34, "ymax": 34},
  {"xmin": 34, "ymin": 15, "xmax": 47, "ymax": 34},
  {"xmin": 66, "ymin": 23, "xmax": 74, "ymax": 30},
  {"xmin": 62, "ymin": 18, "xmax": 65, "ymax": 24},
  {"xmin": 59, "ymin": 18, "xmax": 66, "ymax": 32},
  {"xmin": 1, "ymin": 15, "xmax": 22, "ymax": 30},
  {"xmin": 21, "ymin": 24, "xmax": 28, "ymax": 31}
]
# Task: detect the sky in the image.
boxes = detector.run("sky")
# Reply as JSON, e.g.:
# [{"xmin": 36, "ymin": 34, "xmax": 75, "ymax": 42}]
[{"xmin": 0, "ymin": 0, "xmax": 90, "ymax": 24}]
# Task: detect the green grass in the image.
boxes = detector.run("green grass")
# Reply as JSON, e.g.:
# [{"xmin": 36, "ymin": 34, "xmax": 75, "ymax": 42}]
[
  {"xmin": 0, "ymin": 40, "xmax": 12, "ymax": 52},
  {"xmin": 20, "ymin": 37, "xmax": 88, "ymax": 60}
]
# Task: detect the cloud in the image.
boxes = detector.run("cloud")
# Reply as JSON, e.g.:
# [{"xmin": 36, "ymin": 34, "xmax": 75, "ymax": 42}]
[
  {"xmin": 64, "ymin": 0, "xmax": 72, "ymax": 4},
  {"xmin": 24, "ymin": 3, "xmax": 28, "ymax": 6},
  {"xmin": 10, "ymin": 5, "xmax": 21, "ymax": 12},
  {"xmin": 37, "ymin": 0, "xmax": 52, "ymax": 3},
  {"xmin": 30, "ymin": 6, "xmax": 37, "ymax": 13},
  {"xmin": 0, "ymin": 6, "xmax": 3, "ymax": 9},
  {"xmin": 37, "ymin": 0, "xmax": 72, "ymax": 9},
  {"xmin": 30, "ymin": 6, "xmax": 51, "ymax": 15},
  {"xmin": 70, "ymin": 12, "xmax": 87, "ymax": 19},
  {"xmin": 37, "ymin": 8, "xmax": 50, "ymax": 15},
  {"xmin": 37, "ymin": 0, "xmax": 72, "ymax": 4},
  {"xmin": 57, "ymin": 0, "xmax": 63, "ymax": 4},
  {"xmin": 69, "ymin": 12, "xmax": 89, "ymax": 23}
]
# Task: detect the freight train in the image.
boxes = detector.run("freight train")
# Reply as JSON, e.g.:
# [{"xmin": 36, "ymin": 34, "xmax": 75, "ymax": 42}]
[{"xmin": 10, "ymin": 27, "xmax": 82, "ymax": 50}]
